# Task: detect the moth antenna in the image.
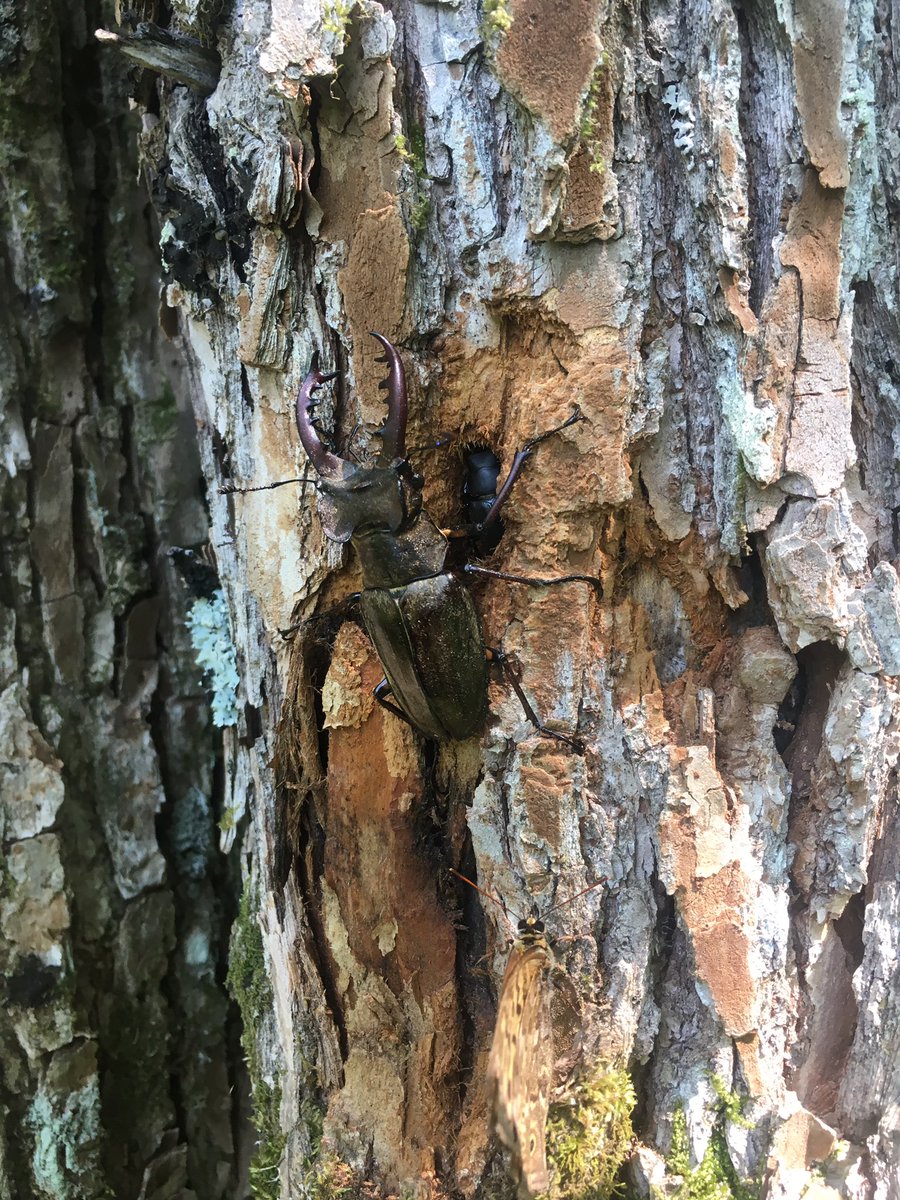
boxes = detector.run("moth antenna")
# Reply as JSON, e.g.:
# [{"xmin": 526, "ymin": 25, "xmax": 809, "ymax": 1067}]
[
  {"xmin": 540, "ymin": 877, "xmax": 606, "ymax": 923},
  {"xmin": 450, "ymin": 868, "xmax": 521, "ymax": 930}
]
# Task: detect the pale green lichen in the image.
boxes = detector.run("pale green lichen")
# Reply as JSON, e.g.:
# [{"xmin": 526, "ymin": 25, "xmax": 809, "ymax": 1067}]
[
  {"xmin": 27, "ymin": 1074, "xmax": 109, "ymax": 1199},
  {"xmin": 720, "ymin": 375, "xmax": 778, "ymax": 488},
  {"xmin": 544, "ymin": 1062, "xmax": 636, "ymax": 1199},
  {"xmin": 186, "ymin": 589, "xmax": 239, "ymax": 726}
]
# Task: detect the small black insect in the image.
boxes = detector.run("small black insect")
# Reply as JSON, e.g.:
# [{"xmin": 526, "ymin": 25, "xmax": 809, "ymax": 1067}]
[
  {"xmin": 461, "ymin": 444, "xmax": 504, "ymax": 556},
  {"xmin": 296, "ymin": 334, "xmax": 601, "ymax": 749}
]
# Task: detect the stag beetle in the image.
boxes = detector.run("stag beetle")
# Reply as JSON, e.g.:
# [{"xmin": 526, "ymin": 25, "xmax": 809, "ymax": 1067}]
[{"xmin": 296, "ymin": 333, "xmax": 600, "ymax": 747}]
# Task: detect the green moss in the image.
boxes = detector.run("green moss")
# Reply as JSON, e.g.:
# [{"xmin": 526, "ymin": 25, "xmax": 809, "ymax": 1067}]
[
  {"xmin": 664, "ymin": 1082, "xmax": 760, "ymax": 1200},
  {"xmin": 230, "ymin": 887, "xmax": 338, "ymax": 1197},
  {"xmin": 408, "ymin": 195, "xmax": 432, "ymax": 232},
  {"xmin": 322, "ymin": 0, "xmax": 354, "ymax": 38},
  {"xmin": 0, "ymin": 56, "xmax": 83, "ymax": 302},
  {"xmin": 228, "ymin": 885, "xmax": 270, "ymax": 1080},
  {"xmin": 710, "ymin": 1077, "xmax": 753, "ymax": 1131},
  {"xmin": 482, "ymin": 0, "xmax": 513, "ymax": 36},
  {"xmin": 395, "ymin": 123, "xmax": 431, "ymax": 234},
  {"xmin": 142, "ymin": 381, "xmax": 180, "ymax": 445},
  {"xmin": 228, "ymin": 886, "xmax": 286, "ymax": 1198},
  {"xmin": 303, "ymin": 1155, "xmax": 359, "ymax": 1198},
  {"xmin": 247, "ymin": 1080, "xmax": 286, "ymax": 1200},
  {"xmin": 579, "ymin": 60, "xmax": 609, "ymax": 176},
  {"xmin": 544, "ymin": 1063, "xmax": 635, "ymax": 1199}
]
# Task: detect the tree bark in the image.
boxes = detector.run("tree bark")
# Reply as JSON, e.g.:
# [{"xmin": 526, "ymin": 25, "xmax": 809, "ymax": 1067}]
[
  {"xmin": 5, "ymin": 0, "xmax": 900, "ymax": 1198},
  {"xmin": 0, "ymin": 2, "xmax": 246, "ymax": 1197}
]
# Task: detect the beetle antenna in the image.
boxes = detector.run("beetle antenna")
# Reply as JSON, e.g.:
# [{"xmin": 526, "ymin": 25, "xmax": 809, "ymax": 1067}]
[{"xmin": 452, "ymin": 869, "xmax": 605, "ymax": 933}]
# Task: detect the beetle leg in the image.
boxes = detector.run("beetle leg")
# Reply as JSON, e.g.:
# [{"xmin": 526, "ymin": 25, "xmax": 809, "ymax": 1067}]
[
  {"xmin": 277, "ymin": 591, "xmax": 362, "ymax": 639},
  {"xmin": 373, "ymin": 678, "xmax": 418, "ymax": 729},
  {"xmin": 463, "ymin": 562, "xmax": 602, "ymax": 599},
  {"xmin": 469, "ymin": 406, "xmax": 584, "ymax": 537},
  {"xmin": 487, "ymin": 649, "xmax": 585, "ymax": 753}
]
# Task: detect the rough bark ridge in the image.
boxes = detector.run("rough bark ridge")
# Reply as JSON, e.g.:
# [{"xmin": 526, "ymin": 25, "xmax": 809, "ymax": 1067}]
[
  {"xmin": 51, "ymin": 0, "xmax": 900, "ymax": 1196},
  {"xmin": 0, "ymin": 2, "xmax": 246, "ymax": 1197}
]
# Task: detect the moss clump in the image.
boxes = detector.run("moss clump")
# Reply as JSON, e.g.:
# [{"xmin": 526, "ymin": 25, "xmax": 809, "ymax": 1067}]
[
  {"xmin": 579, "ymin": 59, "xmax": 609, "ymax": 175},
  {"xmin": 666, "ymin": 1080, "xmax": 758, "ymax": 1200},
  {"xmin": 482, "ymin": 0, "xmax": 513, "ymax": 35},
  {"xmin": 142, "ymin": 381, "xmax": 180, "ymax": 445},
  {"xmin": 545, "ymin": 1063, "xmax": 636, "ymax": 1198},
  {"xmin": 302, "ymin": 1154, "xmax": 358, "ymax": 1198},
  {"xmin": 247, "ymin": 1081, "xmax": 286, "ymax": 1200},
  {"xmin": 230, "ymin": 890, "xmax": 331, "ymax": 1197},
  {"xmin": 228, "ymin": 886, "xmax": 285, "ymax": 1199},
  {"xmin": 322, "ymin": 0, "xmax": 354, "ymax": 38},
  {"xmin": 395, "ymin": 125, "xmax": 431, "ymax": 233}
]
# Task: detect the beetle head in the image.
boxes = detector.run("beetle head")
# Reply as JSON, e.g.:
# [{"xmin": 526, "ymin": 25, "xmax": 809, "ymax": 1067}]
[
  {"xmin": 315, "ymin": 462, "xmax": 423, "ymax": 542},
  {"xmin": 296, "ymin": 334, "xmax": 420, "ymax": 543}
]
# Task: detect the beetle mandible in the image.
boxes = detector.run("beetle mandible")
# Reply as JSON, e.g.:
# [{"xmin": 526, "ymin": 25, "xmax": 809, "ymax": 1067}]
[{"xmin": 295, "ymin": 333, "xmax": 600, "ymax": 748}]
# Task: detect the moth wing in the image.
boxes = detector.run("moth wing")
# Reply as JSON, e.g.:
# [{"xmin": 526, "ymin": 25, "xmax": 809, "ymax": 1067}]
[
  {"xmin": 486, "ymin": 943, "xmax": 552, "ymax": 1199},
  {"xmin": 550, "ymin": 969, "xmax": 585, "ymax": 1084}
]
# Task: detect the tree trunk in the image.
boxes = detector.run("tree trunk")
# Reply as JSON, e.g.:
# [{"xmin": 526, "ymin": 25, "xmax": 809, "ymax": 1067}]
[
  {"xmin": 5, "ymin": 0, "xmax": 900, "ymax": 1197},
  {"xmin": 0, "ymin": 3, "xmax": 246, "ymax": 1197}
]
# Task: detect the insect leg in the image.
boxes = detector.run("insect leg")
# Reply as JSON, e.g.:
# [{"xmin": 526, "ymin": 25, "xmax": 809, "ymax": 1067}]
[
  {"xmin": 465, "ymin": 406, "xmax": 583, "ymax": 538},
  {"xmin": 373, "ymin": 678, "xmax": 418, "ymax": 729},
  {"xmin": 486, "ymin": 648, "xmax": 585, "ymax": 754},
  {"xmin": 278, "ymin": 592, "xmax": 362, "ymax": 639}
]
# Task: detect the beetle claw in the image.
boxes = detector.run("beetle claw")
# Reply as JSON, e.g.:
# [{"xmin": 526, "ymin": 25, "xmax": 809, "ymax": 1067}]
[
  {"xmin": 296, "ymin": 367, "xmax": 344, "ymax": 476},
  {"xmin": 369, "ymin": 332, "xmax": 407, "ymax": 462},
  {"xmin": 310, "ymin": 373, "xmax": 338, "ymax": 396}
]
